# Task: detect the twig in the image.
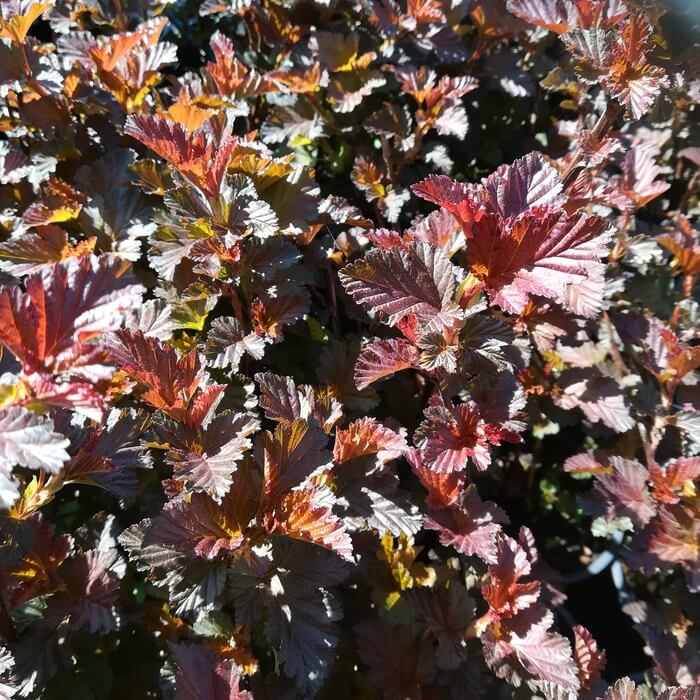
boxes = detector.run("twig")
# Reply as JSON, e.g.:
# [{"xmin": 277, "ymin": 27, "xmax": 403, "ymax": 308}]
[{"xmin": 561, "ymin": 102, "xmax": 624, "ymax": 190}]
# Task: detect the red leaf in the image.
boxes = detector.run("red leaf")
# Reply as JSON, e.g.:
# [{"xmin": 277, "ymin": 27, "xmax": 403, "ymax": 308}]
[
  {"xmin": 467, "ymin": 209, "xmax": 610, "ymax": 315},
  {"xmin": 339, "ymin": 242, "xmax": 461, "ymax": 331},
  {"xmin": 408, "ymin": 447, "xmax": 466, "ymax": 508},
  {"xmin": 262, "ymin": 487, "xmax": 353, "ymax": 561},
  {"xmin": 0, "ymin": 255, "xmax": 142, "ymax": 379},
  {"xmin": 106, "ymin": 329, "xmax": 224, "ymax": 424},
  {"xmin": 415, "ymin": 400, "xmax": 504, "ymax": 473},
  {"xmin": 572, "ymin": 624, "xmax": 606, "ymax": 688},
  {"xmin": 649, "ymin": 457, "xmax": 700, "ymax": 505},
  {"xmin": 206, "ymin": 31, "xmax": 263, "ymax": 99},
  {"xmin": 125, "ymin": 113, "xmax": 236, "ymax": 198},
  {"xmin": 647, "ymin": 504, "xmax": 700, "ymax": 576},
  {"xmin": 170, "ymin": 643, "xmax": 252, "ymax": 700},
  {"xmin": 145, "ymin": 486, "xmax": 255, "ymax": 559},
  {"xmin": 333, "ymin": 417, "xmax": 407, "ymax": 464},
  {"xmin": 482, "ymin": 535, "xmax": 540, "ymax": 618},
  {"xmin": 412, "ymin": 174, "xmax": 486, "ymax": 230},
  {"xmin": 424, "ymin": 487, "xmax": 509, "ymax": 563},
  {"xmin": 354, "ymin": 338, "xmax": 419, "ymax": 390}
]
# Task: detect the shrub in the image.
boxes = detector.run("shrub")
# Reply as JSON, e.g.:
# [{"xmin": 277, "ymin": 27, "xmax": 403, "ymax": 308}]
[{"xmin": 0, "ymin": 0, "xmax": 698, "ymax": 698}]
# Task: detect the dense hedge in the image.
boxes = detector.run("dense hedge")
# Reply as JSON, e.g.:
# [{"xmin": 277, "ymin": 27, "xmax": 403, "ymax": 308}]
[{"xmin": 0, "ymin": 0, "xmax": 699, "ymax": 698}]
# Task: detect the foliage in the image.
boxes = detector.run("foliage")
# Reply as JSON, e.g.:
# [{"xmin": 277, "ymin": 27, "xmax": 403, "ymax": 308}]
[{"xmin": 0, "ymin": 0, "xmax": 699, "ymax": 697}]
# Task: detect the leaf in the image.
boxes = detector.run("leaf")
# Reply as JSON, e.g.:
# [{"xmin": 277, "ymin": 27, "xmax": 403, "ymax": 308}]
[
  {"xmin": 415, "ymin": 400, "xmax": 514, "ymax": 473},
  {"xmin": 657, "ymin": 687, "xmax": 700, "ymax": 700},
  {"xmin": 165, "ymin": 412, "xmax": 260, "ymax": 501},
  {"xmin": 0, "ymin": 255, "xmax": 143, "ymax": 380},
  {"xmin": 467, "ymin": 209, "xmax": 611, "ymax": 315},
  {"xmin": 119, "ymin": 523, "xmax": 228, "ymax": 616},
  {"xmin": 585, "ymin": 457, "xmax": 656, "ymax": 529},
  {"xmin": 256, "ymin": 372, "xmax": 310, "ymax": 422},
  {"xmin": 481, "ymin": 152, "xmax": 565, "ymax": 219},
  {"xmin": 404, "ymin": 584, "xmax": 475, "ymax": 669},
  {"xmin": 647, "ymin": 504, "xmax": 700, "ymax": 578},
  {"xmin": 333, "ymin": 417, "xmax": 407, "ymax": 464},
  {"xmin": 413, "ymin": 152, "xmax": 564, "ymax": 224},
  {"xmin": 460, "ymin": 313, "xmax": 514, "ymax": 373},
  {"xmin": 355, "ymin": 619, "xmax": 435, "ymax": 700},
  {"xmin": 0, "ymin": 645, "xmax": 16, "ymax": 700},
  {"xmin": 602, "ymin": 678, "xmax": 643, "ymax": 700},
  {"xmin": 261, "ymin": 419, "xmax": 331, "ymax": 501},
  {"xmin": 125, "ymin": 114, "xmax": 236, "ymax": 198},
  {"xmin": 339, "ymin": 242, "xmax": 460, "ymax": 331},
  {"xmin": 230, "ymin": 542, "xmax": 348, "ymax": 694},
  {"xmin": 53, "ymin": 527, "xmax": 124, "ymax": 634},
  {"xmin": 170, "ymin": 643, "xmax": 252, "ymax": 700},
  {"xmin": 0, "ymin": 226, "xmax": 79, "ymax": 276},
  {"xmin": 61, "ymin": 408, "xmax": 152, "ymax": 496},
  {"xmin": 556, "ymin": 368, "xmax": 634, "ymax": 432},
  {"xmin": 604, "ymin": 16, "xmax": 667, "ymax": 119},
  {"xmin": 0, "ymin": 407, "xmax": 69, "ymax": 476},
  {"xmin": 408, "ymin": 447, "xmax": 466, "ymax": 508},
  {"xmin": 204, "ymin": 316, "xmax": 265, "ymax": 372},
  {"xmin": 424, "ymin": 487, "xmax": 510, "ymax": 563},
  {"xmin": 354, "ymin": 338, "xmax": 419, "ymax": 390},
  {"xmin": 411, "ymin": 175, "xmax": 486, "ymax": 231},
  {"xmin": 613, "ymin": 143, "xmax": 671, "ymax": 210},
  {"xmin": 506, "ymin": 0, "xmax": 574, "ymax": 33},
  {"xmin": 106, "ymin": 329, "xmax": 223, "ymax": 423},
  {"xmin": 262, "ymin": 487, "xmax": 353, "ymax": 561},
  {"xmin": 482, "ymin": 535, "xmax": 540, "ymax": 618},
  {"xmin": 572, "ymin": 624, "xmax": 605, "ymax": 689},
  {"xmin": 649, "ymin": 457, "xmax": 700, "ymax": 505},
  {"xmin": 206, "ymin": 30, "xmax": 264, "ymax": 99},
  {"xmin": 250, "ymin": 289, "xmax": 310, "ymax": 340},
  {"xmin": 0, "ymin": 1, "xmax": 52, "ymax": 44},
  {"xmin": 338, "ymin": 476, "xmax": 422, "ymax": 536},
  {"xmin": 144, "ymin": 485, "xmax": 255, "ymax": 560},
  {"xmin": 508, "ymin": 613, "xmax": 580, "ymax": 691}
]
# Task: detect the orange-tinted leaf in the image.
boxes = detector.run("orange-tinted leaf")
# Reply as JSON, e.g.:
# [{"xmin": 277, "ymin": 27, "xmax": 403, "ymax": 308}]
[
  {"xmin": 333, "ymin": 417, "xmax": 407, "ymax": 464},
  {"xmin": 0, "ymin": 256, "xmax": 142, "ymax": 379},
  {"xmin": 482, "ymin": 535, "xmax": 540, "ymax": 618},
  {"xmin": 262, "ymin": 487, "xmax": 353, "ymax": 561},
  {"xmin": 250, "ymin": 290, "xmax": 310, "ymax": 340},
  {"xmin": 23, "ymin": 179, "xmax": 87, "ymax": 228},
  {"xmin": 146, "ymin": 484, "xmax": 256, "ymax": 560},
  {"xmin": 125, "ymin": 113, "xmax": 237, "ymax": 198},
  {"xmin": 261, "ymin": 419, "xmax": 330, "ymax": 502},
  {"xmin": 0, "ymin": 1, "xmax": 52, "ymax": 44},
  {"xmin": 106, "ymin": 329, "xmax": 223, "ymax": 424},
  {"xmin": 206, "ymin": 31, "xmax": 264, "ymax": 99}
]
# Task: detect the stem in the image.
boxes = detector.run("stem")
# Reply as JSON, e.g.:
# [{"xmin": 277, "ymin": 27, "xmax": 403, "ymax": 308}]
[
  {"xmin": 561, "ymin": 102, "xmax": 624, "ymax": 190},
  {"xmin": 0, "ymin": 586, "xmax": 16, "ymax": 642},
  {"xmin": 603, "ymin": 311, "xmax": 629, "ymax": 375},
  {"xmin": 325, "ymin": 267, "xmax": 340, "ymax": 338},
  {"xmin": 678, "ymin": 170, "xmax": 699, "ymax": 213}
]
